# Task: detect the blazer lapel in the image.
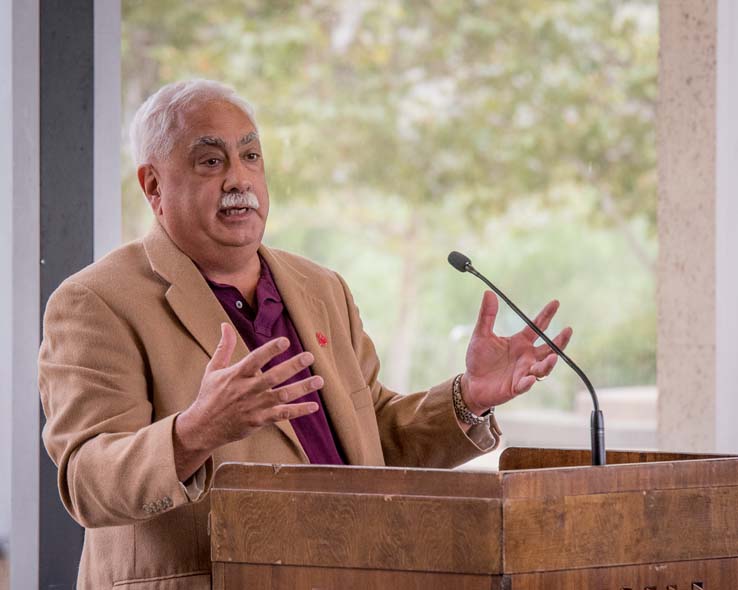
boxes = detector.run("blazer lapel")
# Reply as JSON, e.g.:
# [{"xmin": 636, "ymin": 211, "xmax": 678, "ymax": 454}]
[
  {"xmin": 260, "ymin": 245, "xmax": 366, "ymax": 465},
  {"xmin": 142, "ymin": 223, "xmax": 305, "ymax": 457}
]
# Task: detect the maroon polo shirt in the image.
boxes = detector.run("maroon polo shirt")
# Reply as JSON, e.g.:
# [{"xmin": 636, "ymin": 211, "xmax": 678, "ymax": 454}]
[{"xmin": 206, "ymin": 258, "xmax": 345, "ymax": 465}]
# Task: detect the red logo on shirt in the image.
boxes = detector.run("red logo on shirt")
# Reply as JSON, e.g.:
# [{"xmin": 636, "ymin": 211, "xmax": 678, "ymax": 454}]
[{"xmin": 316, "ymin": 331, "xmax": 328, "ymax": 347}]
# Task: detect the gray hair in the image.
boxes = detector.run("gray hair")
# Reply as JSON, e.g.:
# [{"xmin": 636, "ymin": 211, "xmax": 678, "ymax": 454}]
[{"xmin": 129, "ymin": 79, "xmax": 257, "ymax": 167}]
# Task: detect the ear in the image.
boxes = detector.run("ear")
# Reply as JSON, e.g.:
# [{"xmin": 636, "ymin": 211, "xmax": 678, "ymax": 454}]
[{"xmin": 138, "ymin": 164, "xmax": 163, "ymax": 215}]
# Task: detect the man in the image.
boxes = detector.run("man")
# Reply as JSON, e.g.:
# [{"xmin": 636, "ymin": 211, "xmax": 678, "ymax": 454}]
[{"xmin": 39, "ymin": 79, "xmax": 571, "ymax": 589}]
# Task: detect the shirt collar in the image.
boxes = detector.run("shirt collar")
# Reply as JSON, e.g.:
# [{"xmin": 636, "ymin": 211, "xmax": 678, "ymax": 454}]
[{"xmin": 204, "ymin": 255, "xmax": 283, "ymax": 335}]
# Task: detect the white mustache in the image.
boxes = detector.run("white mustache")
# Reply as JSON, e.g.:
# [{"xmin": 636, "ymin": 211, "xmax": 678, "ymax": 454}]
[{"xmin": 219, "ymin": 192, "xmax": 260, "ymax": 210}]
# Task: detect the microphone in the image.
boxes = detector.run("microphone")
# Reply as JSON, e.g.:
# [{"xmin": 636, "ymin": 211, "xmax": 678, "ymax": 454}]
[{"xmin": 448, "ymin": 250, "xmax": 606, "ymax": 466}]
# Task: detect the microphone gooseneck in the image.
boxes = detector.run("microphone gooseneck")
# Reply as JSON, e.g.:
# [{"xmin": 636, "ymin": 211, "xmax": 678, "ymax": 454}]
[{"xmin": 447, "ymin": 250, "xmax": 606, "ymax": 466}]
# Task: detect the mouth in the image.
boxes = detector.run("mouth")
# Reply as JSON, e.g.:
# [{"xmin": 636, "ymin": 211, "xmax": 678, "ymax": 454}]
[{"xmin": 219, "ymin": 207, "xmax": 253, "ymax": 217}]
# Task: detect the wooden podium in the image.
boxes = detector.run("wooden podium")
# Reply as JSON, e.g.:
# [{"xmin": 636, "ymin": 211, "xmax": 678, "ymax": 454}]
[{"xmin": 210, "ymin": 448, "xmax": 738, "ymax": 589}]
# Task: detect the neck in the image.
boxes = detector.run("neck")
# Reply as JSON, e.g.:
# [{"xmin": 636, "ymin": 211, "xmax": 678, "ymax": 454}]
[{"xmin": 194, "ymin": 246, "xmax": 262, "ymax": 306}]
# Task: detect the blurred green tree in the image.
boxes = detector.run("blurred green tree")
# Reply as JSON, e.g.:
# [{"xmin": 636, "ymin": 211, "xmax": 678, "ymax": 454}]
[{"xmin": 122, "ymin": 0, "xmax": 657, "ymax": 405}]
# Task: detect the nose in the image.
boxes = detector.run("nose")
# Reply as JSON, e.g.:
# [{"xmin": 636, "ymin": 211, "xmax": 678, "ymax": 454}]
[{"xmin": 222, "ymin": 158, "xmax": 252, "ymax": 194}]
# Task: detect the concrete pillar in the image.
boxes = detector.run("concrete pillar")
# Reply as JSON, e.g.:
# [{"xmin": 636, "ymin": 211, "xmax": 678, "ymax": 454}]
[
  {"xmin": 39, "ymin": 2, "xmax": 122, "ymax": 586},
  {"xmin": 714, "ymin": 2, "xmax": 738, "ymax": 452},
  {"xmin": 94, "ymin": 0, "xmax": 122, "ymax": 260},
  {"xmin": 0, "ymin": 1, "xmax": 40, "ymax": 588},
  {"xmin": 1, "ymin": 1, "xmax": 120, "ymax": 587},
  {"xmin": 658, "ymin": 0, "xmax": 738, "ymax": 452}
]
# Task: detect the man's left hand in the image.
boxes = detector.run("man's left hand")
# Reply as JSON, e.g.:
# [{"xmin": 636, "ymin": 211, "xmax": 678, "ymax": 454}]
[{"xmin": 461, "ymin": 290, "xmax": 573, "ymax": 416}]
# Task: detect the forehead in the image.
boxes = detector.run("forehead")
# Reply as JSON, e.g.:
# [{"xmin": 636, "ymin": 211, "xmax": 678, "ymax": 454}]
[{"xmin": 176, "ymin": 100, "xmax": 257, "ymax": 147}]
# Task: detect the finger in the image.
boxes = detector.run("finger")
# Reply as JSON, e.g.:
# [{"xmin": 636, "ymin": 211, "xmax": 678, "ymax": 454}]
[
  {"xmin": 271, "ymin": 375, "xmax": 324, "ymax": 405},
  {"xmin": 269, "ymin": 401, "xmax": 320, "ymax": 423},
  {"xmin": 256, "ymin": 351, "xmax": 315, "ymax": 390},
  {"xmin": 511, "ymin": 356, "xmax": 534, "ymax": 392},
  {"xmin": 472, "ymin": 291, "xmax": 499, "ymax": 338},
  {"xmin": 514, "ymin": 375, "xmax": 536, "ymax": 395},
  {"xmin": 529, "ymin": 353, "xmax": 558, "ymax": 379},
  {"xmin": 534, "ymin": 326, "xmax": 573, "ymax": 360},
  {"xmin": 236, "ymin": 337, "xmax": 291, "ymax": 375},
  {"xmin": 522, "ymin": 300, "xmax": 560, "ymax": 342},
  {"xmin": 207, "ymin": 323, "xmax": 237, "ymax": 371}
]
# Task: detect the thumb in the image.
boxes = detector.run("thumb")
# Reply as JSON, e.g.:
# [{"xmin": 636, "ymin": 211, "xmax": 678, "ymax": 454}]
[
  {"xmin": 207, "ymin": 323, "xmax": 236, "ymax": 371},
  {"xmin": 472, "ymin": 290, "xmax": 499, "ymax": 338}
]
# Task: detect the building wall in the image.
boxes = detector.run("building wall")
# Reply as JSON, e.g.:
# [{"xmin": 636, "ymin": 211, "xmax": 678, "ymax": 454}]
[{"xmin": 658, "ymin": 0, "xmax": 738, "ymax": 452}]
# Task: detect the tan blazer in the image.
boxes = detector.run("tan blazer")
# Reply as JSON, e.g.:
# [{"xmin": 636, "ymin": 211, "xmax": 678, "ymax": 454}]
[{"xmin": 39, "ymin": 223, "xmax": 498, "ymax": 590}]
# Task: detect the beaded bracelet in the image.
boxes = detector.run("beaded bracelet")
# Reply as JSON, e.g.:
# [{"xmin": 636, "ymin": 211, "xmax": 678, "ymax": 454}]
[{"xmin": 452, "ymin": 373, "xmax": 492, "ymax": 426}]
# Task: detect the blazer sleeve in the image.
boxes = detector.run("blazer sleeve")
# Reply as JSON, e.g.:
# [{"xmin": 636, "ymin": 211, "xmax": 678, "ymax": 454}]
[
  {"xmin": 38, "ymin": 280, "xmax": 213, "ymax": 529},
  {"xmin": 334, "ymin": 273, "xmax": 501, "ymax": 469}
]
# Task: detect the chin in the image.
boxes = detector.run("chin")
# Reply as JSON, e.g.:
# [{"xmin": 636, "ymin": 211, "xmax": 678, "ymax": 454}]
[{"xmin": 218, "ymin": 230, "xmax": 264, "ymax": 249}]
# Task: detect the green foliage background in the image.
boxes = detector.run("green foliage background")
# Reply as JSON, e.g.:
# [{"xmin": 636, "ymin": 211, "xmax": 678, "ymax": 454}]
[{"xmin": 121, "ymin": 0, "xmax": 657, "ymax": 410}]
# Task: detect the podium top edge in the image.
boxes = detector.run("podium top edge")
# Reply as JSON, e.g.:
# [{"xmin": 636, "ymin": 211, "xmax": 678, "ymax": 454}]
[{"xmin": 211, "ymin": 462, "xmax": 504, "ymax": 498}]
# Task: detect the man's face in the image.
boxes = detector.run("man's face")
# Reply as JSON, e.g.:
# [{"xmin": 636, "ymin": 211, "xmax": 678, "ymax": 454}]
[{"xmin": 139, "ymin": 99, "xmax": 270, "ymax": 264}]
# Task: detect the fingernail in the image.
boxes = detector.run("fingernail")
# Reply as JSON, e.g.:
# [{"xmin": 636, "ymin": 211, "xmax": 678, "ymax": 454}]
[
  {"xmin": 311, "ymin": 377, "xmax": 323, "ymax": 388},
  {"xmin": 278, "ymin": 338, "xmax": 289, "ymax": 350},
  {"xmin": 309, "ymin": 402, "xmax": 319, "ymax": 412},
  {"xmin": 301, "ymin": 353, "xmax": 314, "ymax": 367}
]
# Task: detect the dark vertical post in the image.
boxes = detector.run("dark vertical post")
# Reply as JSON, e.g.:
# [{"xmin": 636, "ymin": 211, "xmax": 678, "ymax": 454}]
[{"xmin": 39, "ymin": 0, "xmax": 93, "ymax": 587}]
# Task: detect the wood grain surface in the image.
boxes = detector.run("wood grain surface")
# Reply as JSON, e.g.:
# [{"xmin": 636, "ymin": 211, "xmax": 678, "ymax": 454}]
[
  {"xmin": 212, "ymin": 563, "xmax": 501, "ymax": 590},
  {"xmin": 211, "ymin": 558, "xmax": 738, "ymax": 589},
  {"xmin": 506, "ymin": 556, "xmax": 738, "ymax": 590},
  {"xmin": 211, "ymin": 454, "xmax": 738, "ymax": 588},
  {"xmin": 214, "ymin": 462, "xmax": 502, "ymax": 497},
  {"xmin": 499, "ymin": 447, "xmax": 728, "ymax": 471},
  {"xmin": 211, "ymin": 488, "xmax": 501, "ymax": 574},
  {"xmin": 502, "ymin": 456, "xmax": 738, "ymax": 499},
  {"xmin": 504, "ymin": 484, "xmax": 738, "ymax": 572}
]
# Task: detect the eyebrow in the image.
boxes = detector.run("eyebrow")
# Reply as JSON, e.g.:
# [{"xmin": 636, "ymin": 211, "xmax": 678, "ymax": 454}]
[
  {"xmin": 190, "ymin": 131, "xmax": 259, "ymax": 152},
  {"xmin": 190, "ymin": 136, "xmax": 226, "ymax": 151},
  {"xmin": 237, "ymin": 131, "xmax": 259, "ymax": 147}
]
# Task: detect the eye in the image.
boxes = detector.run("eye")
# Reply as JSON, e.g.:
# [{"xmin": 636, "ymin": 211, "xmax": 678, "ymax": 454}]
[
  {"xmin": 244, "ymin": 152, "xmax": 261, "ymax": 162},
  {"xmin": 203, "ymin": 158, "xmax": 222, "ymax": 167}
]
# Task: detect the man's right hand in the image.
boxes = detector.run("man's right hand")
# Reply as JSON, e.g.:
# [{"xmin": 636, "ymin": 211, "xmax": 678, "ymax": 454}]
[{"xmin": 172, "ymin": 322, "xmax": 322, "ymax": 481}]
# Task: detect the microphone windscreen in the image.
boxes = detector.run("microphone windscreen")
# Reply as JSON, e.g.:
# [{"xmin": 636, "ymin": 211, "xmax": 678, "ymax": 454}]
[{"xmin": 448, "ymin": 251, "xmax": 471, "ymax": 272}]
